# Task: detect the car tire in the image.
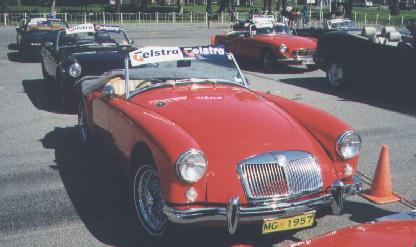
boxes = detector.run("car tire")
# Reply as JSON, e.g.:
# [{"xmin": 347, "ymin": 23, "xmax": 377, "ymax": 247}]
[
  {"xmin": 133, "ymin": 164, "xmax": 168, "ymax": 237},
  {"xmin": 326, "ymin": 62, "xmax": 348, "ymax": 88},
  {"xmin": 262, "ymin": 50, "xmax": 277, "ymax": 73},
  {"xmin": 78, "ymin": 102, "xmax": 92, "ymax": 146}
]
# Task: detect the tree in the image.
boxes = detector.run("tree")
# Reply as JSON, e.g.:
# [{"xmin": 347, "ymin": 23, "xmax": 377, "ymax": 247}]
[
  {"xmin": 206, "ymin": 0, "xmax": 213, "ymax": 13},
  {"xmin": 276, "ymin": 0, "xmax": 282, "ymax": 11},
  {"xmin": 344, "ymin": 0, "xmax": 353, "ymax": 19},
  {"xmin": 0, "ymin": 0, "xmax": 9, "ymax": 13},
  {"xmin": 49, "ymin": 0, "xmax": 56, "ymax": 13},
  {"xmin": 389, "ymin": 0, "xmax": 400, "ymax": 15},
  {"xmin": 177, "ymin": 0, "xmax": 184, "ymax": 14},
  {"xmin": 116, "ymin": 0, "xmax": 121, "ymax": 12},
  {"xmin": 262, "ymin": 0, "xmax": 273, "ymax": 14}
]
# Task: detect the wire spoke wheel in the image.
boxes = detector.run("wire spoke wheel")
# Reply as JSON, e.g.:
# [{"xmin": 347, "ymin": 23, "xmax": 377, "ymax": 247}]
[
  {"xmin": 327, "ymin": 62, "xmax": 344, "ymax": 87},
  {"xmin": 262, "ymin": 51, "xmax": 276, "ymax": 72},
  {"xmin": 134, "ymin": 165, "xmax": 167, "ymax": 236},
  {"xmin": 78, "ymin": 103, "xmax": 89, "ymax": 145}
]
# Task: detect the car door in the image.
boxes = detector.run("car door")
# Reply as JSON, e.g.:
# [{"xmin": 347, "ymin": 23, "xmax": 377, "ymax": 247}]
[
  {"xmin": 43, "ymin": 31, "xmax": 63, "ymax": 80},
  {"xmin": 237, "ymin": 35, "xmax": 263, "ymax": 59}
]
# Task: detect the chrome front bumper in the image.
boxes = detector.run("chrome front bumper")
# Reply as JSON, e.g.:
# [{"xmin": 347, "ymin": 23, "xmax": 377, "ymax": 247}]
[{"xmin": 163, "ymin": 176, "xmax": 362, "ymax": 234}]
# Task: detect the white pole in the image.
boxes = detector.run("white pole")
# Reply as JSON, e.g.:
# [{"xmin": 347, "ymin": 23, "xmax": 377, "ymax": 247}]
[
  {"xmin": 221, "ymin": 12, "xmax": 223, "ymax": 23},
  {"xmin": 320, "ymin": 0, "xmax": 323, "ymax": 23},
  {"xmin": 173, "ymin": 12, "xmax": 176, "ymax": 23},
  {"xmin": 84, "ymin": 13, "xmax": 87, "ymax": 24},
  {"xmin": 120, "ymin": 13, "xmax": 123, "ymax": 24},
  {"xmin": 190, "ymin": 12, "xmax": 193, "ymax": 23},
  {"xmin": 205, "ymin": 12, "xmax": 208, "ymax": 23},
  {"xmin": 4, "ymin": 13, "xmax": 7, "ymax": 26},
  {"xmin": 103, "ymin": 12, "xmax": 106, "ymax": 24},
  {"xmin": 401, "ymin": 16, "xmax": 404, "ymax": 27},
  {"xmin": 156, "ymin": 12, "xmax": 159, "ymax": 24},
  {"xmin": 138, "ymin": 12, "xmax": 141, "ymax": 23},
  {"xmin": 329, "ymin": 0, "xmax": 331, "ymax": 13}
]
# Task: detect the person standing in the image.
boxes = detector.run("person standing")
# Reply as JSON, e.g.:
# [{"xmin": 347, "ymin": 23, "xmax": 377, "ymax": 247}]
[{"xmin": 301, "ymin": 5, "xmax": 309, "ymax": 28}]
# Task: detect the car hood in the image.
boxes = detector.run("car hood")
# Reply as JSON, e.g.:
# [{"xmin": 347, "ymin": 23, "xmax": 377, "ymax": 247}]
[
  {"xmin": 255, "ymin": 35, "xmax": 317, "ymax": 49},
  {"xmin": 70, "ymin": 50, "xmax": 126, "ymax": 76},
  {"xmin": 130, "ymin": 84, "xmax": 336, "ymax": 202}
]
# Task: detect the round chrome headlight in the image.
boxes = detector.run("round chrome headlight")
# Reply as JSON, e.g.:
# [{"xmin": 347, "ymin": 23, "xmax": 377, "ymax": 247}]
[
  {"xmin": 279, "ymin": 43, "xmax": 288, "ymax": 54},
  {"xmin": 336, "ymin": 131, "xmax": 362, "ymax": 159},
  {"xmin": 176, "ymin": 149, "xmax": 207, "ymax": 183},
  {"xmin": 68, "ymin": 63, "xmax": 82, "ymax": 78}
]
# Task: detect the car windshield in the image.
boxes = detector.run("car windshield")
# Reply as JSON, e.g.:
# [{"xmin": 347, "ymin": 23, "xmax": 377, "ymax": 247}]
[
  {"xmin": 329, "ymin": 20, "xmax": 356, "ymax": 29},
  {"xmin": 26, "ymin": 18, "xmax": 67, "ymax": 31},
  {"xmin": 58, "ymin": 30, "xmax": 129, "ymax": 48},
  {"xmin": 256, "ymin": 25, "xmax": 293, "ymax": 35},
  {"xmin": 127, "ymin": 51, "xmax": 246, "ymax": 96}
]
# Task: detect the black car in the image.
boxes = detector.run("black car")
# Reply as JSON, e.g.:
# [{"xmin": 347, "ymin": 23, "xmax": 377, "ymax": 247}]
[
  {"xmin": 297, "ymin": 18, "xmax": 360, "ymax": 39},
  {"xmin": 314, "ymin": 26, "xmax": 416, "ymax": 88},
  {"xmin": 16, "ymin": 17, "xmax": 68, "ymax": 59},
  {"xmin": 41, "ymin": 23, "xmax": 136, "ymax": 105}
]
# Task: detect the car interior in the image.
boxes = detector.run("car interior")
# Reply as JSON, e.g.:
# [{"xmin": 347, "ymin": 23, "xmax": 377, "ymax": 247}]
[{"xmin": 355, "ymin": 26, "xmax": 403, "ymax": 47}]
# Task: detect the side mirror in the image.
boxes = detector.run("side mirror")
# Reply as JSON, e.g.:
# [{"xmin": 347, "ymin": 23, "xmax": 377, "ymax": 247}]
[
  {"xmin": 44, "ymin": 42, "xmax": 53, "ymax": 47},
  {"xmin": 102, "ymin": 84, "xmax": 115, "ymax": 98},
  {"xmin": 130, "ymin": 40, "xmax": 135, "ymax": 45}
]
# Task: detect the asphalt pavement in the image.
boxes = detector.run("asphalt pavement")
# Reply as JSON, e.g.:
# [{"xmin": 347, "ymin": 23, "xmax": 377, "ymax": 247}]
[{"xmin": 0, "ymin": 23, "xmax": 415, "ymax": 247}]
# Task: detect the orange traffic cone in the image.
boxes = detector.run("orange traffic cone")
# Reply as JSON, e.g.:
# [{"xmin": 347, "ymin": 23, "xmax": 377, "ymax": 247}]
[
  {"xmin": 361, "ymin": 145, "xmax": 400, "ymax": 204},
  {"xmin": 210, "ymin": 35, "xmax": 216, "ymax": 46}
]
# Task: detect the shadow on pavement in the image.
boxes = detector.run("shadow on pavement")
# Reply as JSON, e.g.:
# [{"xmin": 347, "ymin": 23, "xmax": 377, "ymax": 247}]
[
  {"xmin": 41, "ymin": 126, "xmax": 307, "ymax": 247},
  {"xmin": 279, "ymin": 76, "xmax": 416, "ymax": 116},
  {"xmin": 21, "ymin": 79, "xmax": 75, "ymax": 114},
  {"xmin": 344, "ymin": 200, "xmax": 398, "ymax": 223},
  {"xmin": 8, "ymin": 43, "xmax": 19, "ymax": 50},
  {"xmin": 7, "ymin": 52, "xmax": 39, "ymax": 63}
]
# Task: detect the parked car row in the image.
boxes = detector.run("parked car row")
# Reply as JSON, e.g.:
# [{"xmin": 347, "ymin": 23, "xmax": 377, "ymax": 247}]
[{"xmin": 13, "ymin": 16, "xmax": 415, "ymax": 244}]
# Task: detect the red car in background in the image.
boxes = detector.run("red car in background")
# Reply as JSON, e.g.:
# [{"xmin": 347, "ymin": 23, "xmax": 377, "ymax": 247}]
[
  {"xmin": 214, "ymin": 23, "xmax": 318, "ymax": 72},
  {"xmin": 292, "ymin": 211, "xmax": 416, "ymax": 247},
  {"xmin": 77, "ymin": 45, "xmax": 362, "ymax": 239}
]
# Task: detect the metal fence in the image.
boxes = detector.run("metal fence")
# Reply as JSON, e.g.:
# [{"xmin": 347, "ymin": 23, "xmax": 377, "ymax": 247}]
[{"xmin": 0, "ymin": 11, "xmax": 413, "ymax": 28}]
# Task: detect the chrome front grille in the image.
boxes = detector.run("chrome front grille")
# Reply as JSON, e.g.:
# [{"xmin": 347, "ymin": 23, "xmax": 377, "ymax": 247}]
[{"xmin": 238, "ymin": 151, "xmax": 323, "ymax": 201}]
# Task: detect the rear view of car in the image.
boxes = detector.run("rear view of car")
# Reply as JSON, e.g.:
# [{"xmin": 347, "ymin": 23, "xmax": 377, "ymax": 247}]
[{"xmin": 16, "ymin": 17, "xmax": 68, "ymax": 59}]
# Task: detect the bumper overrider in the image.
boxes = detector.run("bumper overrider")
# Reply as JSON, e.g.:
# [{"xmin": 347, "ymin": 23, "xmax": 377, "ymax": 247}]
[{"xmin": 163, "ymin": 176, "xmax": 361, "ymax": 234}]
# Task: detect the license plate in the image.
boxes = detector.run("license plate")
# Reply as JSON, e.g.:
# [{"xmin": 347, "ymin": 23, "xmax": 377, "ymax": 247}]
[
  {"xmin": 262, "ymin": 212, "xmax": 315, "ymax": 234},
  {"xmin": 302, "ymin": 58, "xmax": 314, "ymax": 65}
]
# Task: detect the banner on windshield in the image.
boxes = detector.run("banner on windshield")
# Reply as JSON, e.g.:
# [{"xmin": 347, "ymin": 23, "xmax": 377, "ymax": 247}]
[
  {"xmin": 66, "ymin": 23, "xmax": 95, "ymax": 34},
  {"xmin": 129, "ymin": 45, "xmax": 228, "ymax": 67}
]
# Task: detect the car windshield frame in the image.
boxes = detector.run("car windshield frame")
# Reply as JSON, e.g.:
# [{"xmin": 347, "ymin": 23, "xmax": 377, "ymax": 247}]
[
  {"xmin": 125, "ymin": 51, "xmax": 248, "ymax": 100},
  {"xmin": 25, "ymin": 18, "xmax": 68, "ymax": 32},
  {"xmin": 255, "ymin": 24, "xmax": 294, "ymax": 36},
  {"xmin": 55, "ymin": 29, "xmax": 130, "ymax": 51}
]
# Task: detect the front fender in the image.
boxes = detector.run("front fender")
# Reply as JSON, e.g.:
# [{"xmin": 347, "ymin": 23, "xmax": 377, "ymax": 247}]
[
  {"xmin": 112, "ymin": 100, "xmax": 206, "ymax": 204},
  {"xmin": 257, "ymin": 92, "xmax": 360, "ymax": 178}
]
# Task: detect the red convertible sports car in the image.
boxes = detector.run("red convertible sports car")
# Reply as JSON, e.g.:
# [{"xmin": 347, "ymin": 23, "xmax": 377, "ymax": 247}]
[
  {"xmin": 77, "ymin": 45, "xmax": 362, "ymax": 238},
  {"xmin": 213, "ymin": 22, "xmax": 318, "ymax": 72}
]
